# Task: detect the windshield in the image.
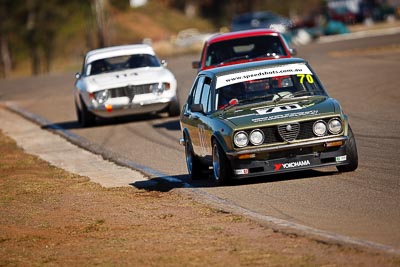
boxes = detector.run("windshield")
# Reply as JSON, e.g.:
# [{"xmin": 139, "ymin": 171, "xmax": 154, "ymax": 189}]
[
  {"xmin": 86, "ymin": 54, "xmax": 161, "ymax": 76},
  {"xmin": 205, "ymin": 35, "xmax": 288, "ymax": 68},
  {"xmin": 216, "ymin": 66, "xmax": 327, "ymax": 110}
]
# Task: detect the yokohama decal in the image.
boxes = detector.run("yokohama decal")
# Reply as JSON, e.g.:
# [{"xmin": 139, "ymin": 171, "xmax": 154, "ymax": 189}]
[{"xmin": 274, "ymin": 160, "xmax": 311, "ymax": 171}]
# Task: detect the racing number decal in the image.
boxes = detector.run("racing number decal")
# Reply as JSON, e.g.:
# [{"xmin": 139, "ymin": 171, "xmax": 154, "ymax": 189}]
[
  {"xmin": 297, "ymin": 74, "xmax": 314, "ymax": 84},
  {"xmin": 198, "ymin": 125, "xmax": 207, "ymax": 155}
]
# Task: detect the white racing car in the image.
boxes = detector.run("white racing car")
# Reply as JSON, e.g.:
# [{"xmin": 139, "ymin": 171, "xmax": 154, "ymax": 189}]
[{"xmin": 74, "ymin": 44, "xmax": 180, "ymax": 126}]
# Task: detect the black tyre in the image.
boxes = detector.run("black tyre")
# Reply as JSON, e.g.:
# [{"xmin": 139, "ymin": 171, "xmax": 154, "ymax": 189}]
[
  {"xmin": 75, "ymin": 100, "xmax": 82, "ymax": 125},
  {"xmin": 168, "ymin": 98, "xmax": 181, "ymax": 117},
  {"xmin": 184, "ymin": 136, "xmax": 205, "ymax": 180},
  {"xmin": 337, "ymin": 125, "xmax": 358, "ymax": 172},
  {"xmin": 212, "ymin": 139, "xmax": 231, "ymax": 186},
  {"xmin": 78, "ymin": 97, "xmax": 96, "ymax": 127}
]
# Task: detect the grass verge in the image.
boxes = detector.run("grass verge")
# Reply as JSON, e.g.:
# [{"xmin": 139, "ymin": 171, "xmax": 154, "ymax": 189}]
[{"xmin": 0, "ymin": 130, "xmax": 399, "ymax": 266}]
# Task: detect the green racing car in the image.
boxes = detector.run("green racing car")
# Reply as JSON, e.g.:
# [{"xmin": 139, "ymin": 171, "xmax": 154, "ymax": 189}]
[{"xmin": 179, "ymin": 58, "xmax": 358, "ymax": 185}]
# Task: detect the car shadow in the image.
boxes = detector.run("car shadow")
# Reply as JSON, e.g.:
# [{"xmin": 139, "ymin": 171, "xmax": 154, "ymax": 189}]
[
  {"xmin": 153, "ymin": 119, "xmax": 181, "ymax": 131},
  {"xmin": 130, "ymin": 168, "xmax": 339, "ymax": 192},
  {"xmin": 42, "ymin": 113, "xmax": 174, "ymax": 130},
  {"xmin": 230, "ymin": 169, "xmax": 339, "ymax": 187},
  {"xmin": 41, "ymin": 120, "xmax": 82, "ymax": 130}
]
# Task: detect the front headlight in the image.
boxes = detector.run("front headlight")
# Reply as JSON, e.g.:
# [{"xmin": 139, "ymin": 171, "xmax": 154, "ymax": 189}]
[
  {"xmin": 234, "ymin": 131, "xmax": 249, "ymax": 147},
  {"xmin": 313, "ymin": 120, "xmax": 327, "ymax": 136},
  {"xmin": 249, "ymin": 129, "xmax": 264, "ymax": 145},
  {"xmin": 150, "ymin": 83, "xmax": 165, "ymax": 95},
  {"xmin": 94, "ymin": 89, "xmax": 110, "ymax": 104},
  {"xmin": 328, "ymin": 118, "xmax": 343, "ymax": 134}
]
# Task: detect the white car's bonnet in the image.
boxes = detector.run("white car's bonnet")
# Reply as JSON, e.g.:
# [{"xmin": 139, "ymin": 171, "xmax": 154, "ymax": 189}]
[
  {"xmin": 83, "ymin": 67, "xmax": 176, "ymax": 92},
  {"xmin": 85, "ymin": 44, "xmax": 156, "ymax": 65}
]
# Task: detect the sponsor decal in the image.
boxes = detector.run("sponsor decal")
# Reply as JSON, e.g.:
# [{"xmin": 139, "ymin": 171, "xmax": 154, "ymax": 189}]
[
  {"xmin": 216, "ymin": 63, "xmax": 313, "ymax": 89},
  {"xmin": 252, "ymin": 110, "xmax": 319, "ymax": 123},
  {"xmin": 234, "ymin": 169, "xmax": 249, "ymax": 175},
  {"xmin": 255, "ymin": 104, "xmax": 302, "ymax": 115},
  {"xmin": 274, "ymin": 160, "xmax": 311, "ymax": 171},
  {"xmin": 336, "ymin": 155, "xmax": 347, "ymax": 162},
  {"xmin": 274, "ymin": 163, "xmax": 283, "ymax": 171},
  {"xmin": 198, "ymin": 125, "xmax": 207, "ymax": 156}
]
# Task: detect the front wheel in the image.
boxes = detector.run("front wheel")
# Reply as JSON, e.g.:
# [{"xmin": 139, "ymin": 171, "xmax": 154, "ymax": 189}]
[
  {"xmin": 337, "ymin": 125, "xmax": 358, "ymax": 172},
  {"xmin": 77, "ymin": 97, "xmax": 96, "ymax": 127},
  {"xmin": 168, "ymin": 99, "xmax": 181, "ymax": 117},
  {"xmin": 212, "ymin": 139, "xmax": 231, "ymax": 186}
]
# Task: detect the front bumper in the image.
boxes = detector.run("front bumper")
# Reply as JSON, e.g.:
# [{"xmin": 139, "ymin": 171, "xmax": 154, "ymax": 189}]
[
  {"xmin": 88, "ymin": 96, "xmax": 176, "ymax": 118},
  {"xmin": 227, "ymin": 137, "xmax": 349, "ymax": 179}
]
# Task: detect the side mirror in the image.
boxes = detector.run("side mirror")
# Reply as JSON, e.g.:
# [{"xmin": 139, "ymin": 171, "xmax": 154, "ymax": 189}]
[
  {"xmin": 75, "ymin": 72, "xmax": 81, "ymax": 79},
  {"xmin": 289, "ymin": 48, "xmax": 297, "ymax": 56},
  {"xmin": 190, "ymin": 103, "xmax": 204, "ymax": 113},
  {"xmin": 161, "ymin": 60, "xmax": 168, "ymax": 67},
  {"xmin": 192, "ymin": 61, "xmax": 200, "ymax": 69}
]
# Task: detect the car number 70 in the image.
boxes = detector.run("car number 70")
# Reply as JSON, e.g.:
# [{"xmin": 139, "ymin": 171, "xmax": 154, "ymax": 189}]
[{"xmin": 297, "ymin": 74, "xmax": 314, "ymax": 84}]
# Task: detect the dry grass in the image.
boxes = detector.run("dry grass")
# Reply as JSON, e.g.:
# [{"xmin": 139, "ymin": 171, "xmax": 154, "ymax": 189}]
[{"xmin": 1, "ymin": 130, "xmax": 400, "ymax": 266}]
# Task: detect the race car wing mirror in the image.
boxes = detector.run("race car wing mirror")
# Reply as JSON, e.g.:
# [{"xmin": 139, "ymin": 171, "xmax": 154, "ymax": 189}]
[{"xmin": 190, "ymin": 103, "xmax": 204, "ymax": 113}]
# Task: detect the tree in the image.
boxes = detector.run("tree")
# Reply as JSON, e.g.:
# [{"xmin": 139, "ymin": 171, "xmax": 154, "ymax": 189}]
[
  {"xmin": 91, "ymin": 0, "xmax": 110, "ymax": 48},
  {"xmin": 0, "ymin": 0, "xmax": 23, "ymax": 78},
  {"xmin": 23, "ymin": 0, "xmax": 67, "ymax": 75}
]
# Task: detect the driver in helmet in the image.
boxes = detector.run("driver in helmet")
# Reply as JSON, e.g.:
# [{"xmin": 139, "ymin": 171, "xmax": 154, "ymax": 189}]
[{"xmin": 218, "ymin": 82, "xmax": 246, "ymax": 109}]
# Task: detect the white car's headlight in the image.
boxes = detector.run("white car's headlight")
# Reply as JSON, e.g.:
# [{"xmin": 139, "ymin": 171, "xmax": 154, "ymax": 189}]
[
  {"xmin": 234, "ymin": 131, "xmax": 249, "ymax": 147},
  {"xmin": 249, "ymin": 129, "xmax": 264, "ymax": 145},
  {"xmin": 150, "ymin": 83, "xmax": 165, "ymax": 95},
  {"xmin": 313, "ymin": 120, "xmax": 327, "ymax": 136},
  {"xmin": 94, "ymin": 89, "xmax": 110, "ymax": 104},
  {"xmin": 328, "ymin": 118, "xmax": 343, "ymax": 134}
]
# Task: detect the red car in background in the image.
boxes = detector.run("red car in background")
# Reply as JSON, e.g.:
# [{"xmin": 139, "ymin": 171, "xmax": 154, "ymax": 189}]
[{"xmin": 192, "ymin": 29, "xmax": 296, "ymax": 72}]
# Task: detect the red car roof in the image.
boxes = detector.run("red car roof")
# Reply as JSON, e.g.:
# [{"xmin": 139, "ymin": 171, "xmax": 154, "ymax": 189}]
[
  {"xmin": 206, "ymin": 29, "xmax": 281, "ymax": 44},
  {"xmin": 193, "ymin": 28, "xmax": 294, "ymax": 71}
]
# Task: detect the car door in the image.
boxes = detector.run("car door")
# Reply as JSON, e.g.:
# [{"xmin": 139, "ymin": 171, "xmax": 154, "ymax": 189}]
[
  {"xmin": 183, "ymin": 75, "xmax": 213, "ymax": 159},
  {"xmin": 196, "ymin": 77, "xmax": 213, "ymax": 159}
]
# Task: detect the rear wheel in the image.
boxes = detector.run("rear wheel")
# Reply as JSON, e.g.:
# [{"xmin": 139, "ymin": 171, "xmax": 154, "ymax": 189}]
[
  {"xmin": 212, "ymin": 139, "xmax": 231, "ymax": 186},
  {"xmin": 184, "ymin": 135, "xmax": 205, "ymax": 180},
  {"xmin": 337, "ymin": 125, "xmax": 358, "ymax": 172}
]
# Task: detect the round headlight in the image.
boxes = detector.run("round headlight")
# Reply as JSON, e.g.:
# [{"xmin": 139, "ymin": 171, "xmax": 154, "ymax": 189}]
[
  {"xmin": 234, "ymin": 131, "xmax": 249, "ymax": 148},
  {"xmin": 151, "ymin": 83, "xmax": 165, "ymax": 95},
  {"xmin": 249, "ymin": 129, "xmax": 264, "ymax": 145},
  {"xmin": 94, "ymin": 89, "xmax": 110, "ymax": 104},
  {"xmin": 328, "ymin": 118, "xmax": 343, "ymax": 134},
  {"xmin": 313, "ymin": 120, "xmax": 327, "ymax": 136}
]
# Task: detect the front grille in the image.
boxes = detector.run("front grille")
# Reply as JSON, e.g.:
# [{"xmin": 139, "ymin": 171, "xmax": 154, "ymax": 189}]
[
  {"xmin": 262, "ymin": 127, "xmax": 280, "ymax": 143},
  {"xmin": 109, "ymin": 83, "xmax": 156, "ymax": 100},
  {"xmin": 235, "ymin": 118, "xmax": 340, "ymax": 148},
  {"xmin": 278, "ymin": 123, "xmax": 300, "ymax": 142}
]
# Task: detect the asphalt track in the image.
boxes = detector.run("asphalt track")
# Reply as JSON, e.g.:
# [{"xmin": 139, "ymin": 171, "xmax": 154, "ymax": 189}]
[{"xmin": 0, "ymin": 27, "xmax": 399, "ymax": 254}]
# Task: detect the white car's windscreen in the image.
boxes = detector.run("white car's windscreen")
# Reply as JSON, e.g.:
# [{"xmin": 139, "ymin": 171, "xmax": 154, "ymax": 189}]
[{"xmin": 86, "ymin": 54, "xmax": 161, "ymax": 76}]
